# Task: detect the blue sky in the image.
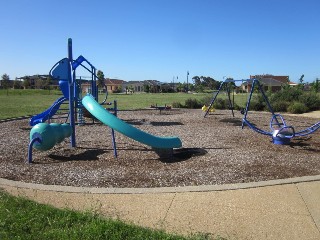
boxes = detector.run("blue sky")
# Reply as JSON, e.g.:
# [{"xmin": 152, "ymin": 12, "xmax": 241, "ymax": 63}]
[{"xmin": 1, "ymin": 0, "xmax": 319, "ymax": 83}]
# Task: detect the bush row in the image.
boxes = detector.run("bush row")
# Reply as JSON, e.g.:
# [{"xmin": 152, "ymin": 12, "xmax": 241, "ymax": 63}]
[
  {"xmin": 174, "ymin": 89, "xmax": 320, "ymax": 114},
  {"xmin": 172, "ymin": 96, "xmax": 241, "ymax": 110}
]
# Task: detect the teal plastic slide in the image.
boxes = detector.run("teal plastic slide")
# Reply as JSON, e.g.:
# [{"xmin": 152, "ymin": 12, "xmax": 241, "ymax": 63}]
[{"xmin": 82, "ymin": 95, "xmax": 182, "ymax": 149}]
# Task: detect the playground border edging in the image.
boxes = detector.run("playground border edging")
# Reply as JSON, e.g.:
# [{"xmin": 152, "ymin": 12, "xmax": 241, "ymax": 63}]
[{"xmin": 1, "ymin": 175, "xmax": 320, "ymax": 194}]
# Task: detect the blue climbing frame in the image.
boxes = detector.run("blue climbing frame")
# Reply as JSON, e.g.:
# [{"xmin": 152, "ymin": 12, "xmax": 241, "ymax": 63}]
[{"xmin": 28, "ymin": 38, "xmax": 118, "ymax": 162}]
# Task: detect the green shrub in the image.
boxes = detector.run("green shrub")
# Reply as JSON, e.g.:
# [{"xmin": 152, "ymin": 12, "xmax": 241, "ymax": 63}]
[
  {"xmin": 271, "ymin": 100, "xmax": 290, "ymax": 112},
  {"xmin": 199, "ymin": 95, "xmax": 213, "ymax": 106},
  {"xmin": 298, "ymin": 92, "xmax": 320, "ymax": 111},
  {"xmin": 249, "ymin": 94, "xmax": 266, "ymax": 111},
  {"xmin": 172, "ymin": 101, "xmax": 183, "ymax": 108},
  {"xmin": 249, "ymin": 99, "xmax": 265, "ymax": 111},
  {"xmin": 184, "ymin": 98, "xmax": 202, "ymax": 109},
  {"xmin": 287, "ymin": 102, "xmax": 309, "ymax": 114},
  {"xmin": 270, "ymin": 87, "xmax": 303, "ymax": 103},
  {"xmin": 211, "ymin": 98, "xmax": 240, "ymax": 110},
  {"xmin": 213, "ymin": 98, "xmax": 226, "ymax": 109}
]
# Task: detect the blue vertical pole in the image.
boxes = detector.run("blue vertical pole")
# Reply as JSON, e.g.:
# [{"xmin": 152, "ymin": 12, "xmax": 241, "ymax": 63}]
[
  {"xmin": 204, "ymin": 81, "xmax": 224, "ymax": 117},
  {"xmin": 111, "ymin": 100, "xmax": 117, "ymax": 157},
  {"xmin": 68, "ymin": 38, "xmax": 76, "ymax": 147},
  {"xmin": 93, "ymin": 67, "xmax": 97, "ymax": 100},
  {"xmin": 242, "ymin": 79, "xmax": 256, "ymax": 128}
]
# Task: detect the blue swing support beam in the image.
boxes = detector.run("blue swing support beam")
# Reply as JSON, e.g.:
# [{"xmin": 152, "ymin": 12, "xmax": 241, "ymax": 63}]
[
  {"xmin": 242, "ymin": 78, "xmax": 320, "ymax": 144},
  {"xmin": 204, "ymin": 79, "xmax": 247, "ymax": 118},
  {"xmin": 204, "ymin": 78, "xmax": 320, "ymax": 144}
]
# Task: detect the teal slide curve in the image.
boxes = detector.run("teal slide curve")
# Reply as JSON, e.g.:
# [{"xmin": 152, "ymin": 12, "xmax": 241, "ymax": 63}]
[{"xmin": 82, "ymin": 95, "xmax": 182, "ymax": 149}]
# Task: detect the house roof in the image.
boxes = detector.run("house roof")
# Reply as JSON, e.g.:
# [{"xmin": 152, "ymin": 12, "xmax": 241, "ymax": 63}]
[
  {"xmin": 258, "ymin": 78, "xmax": 286, "ymax": 86},
  {"xmin": 105, "ymin": 78, "xmax": 126, "ymax": 85},
  {"xmin": 243, "ymin": 78, "xmax": 286, "ymax": 86},
  {"xmin": 250, "ymin": 75, "xmax": 289, "ymax": 84}
]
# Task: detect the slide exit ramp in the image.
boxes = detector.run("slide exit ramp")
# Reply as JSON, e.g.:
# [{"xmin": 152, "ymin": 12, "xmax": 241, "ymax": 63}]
[{"xmin": 82, "ymin": 95, "xmax": 182, "ymax": 149}]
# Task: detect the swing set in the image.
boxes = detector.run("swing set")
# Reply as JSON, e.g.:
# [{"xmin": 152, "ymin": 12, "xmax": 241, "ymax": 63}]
[
  {"xmin": 205, "ymin": 78, "xmax": 320, "ymax": 145},
  {"xmin": 203, "ymin": 79, "xmax": 248, "ymax": 118}
]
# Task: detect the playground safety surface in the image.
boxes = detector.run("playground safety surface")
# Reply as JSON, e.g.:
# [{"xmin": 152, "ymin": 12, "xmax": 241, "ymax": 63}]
[
  {"xmin": 1, "ymin": 109, "xmax": 320, "ymax": 239},
  {"xmin": 0, "ymin": 109, "xmax": 319, "ymax": 188}
]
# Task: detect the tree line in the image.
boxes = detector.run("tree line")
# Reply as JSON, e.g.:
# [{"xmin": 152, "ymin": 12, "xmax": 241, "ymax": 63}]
[{"xmin": 1, "ymin": 72, "xmax": 319, "ymax": 93}]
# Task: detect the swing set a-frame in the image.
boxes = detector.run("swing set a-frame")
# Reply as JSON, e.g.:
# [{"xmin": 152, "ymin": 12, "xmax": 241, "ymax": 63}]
[{"xmin": 204, "ymin": 78, "xmax": 320, "ymax": 145}]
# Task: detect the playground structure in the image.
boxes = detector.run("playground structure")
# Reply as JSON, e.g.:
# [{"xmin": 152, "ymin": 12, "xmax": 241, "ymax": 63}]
[
  {"xmin": 28, "ymin": 38, "xmax": 182, "ymax": 163},
  {"xmin": 205, "ymin": 78, "xmax": 320, "ymax": 145},
  {"xmin": 203, "ymin": 79, "xmax": 244, "ymax": 118}
]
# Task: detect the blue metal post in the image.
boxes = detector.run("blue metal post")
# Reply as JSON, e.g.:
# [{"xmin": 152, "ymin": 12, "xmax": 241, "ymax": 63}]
[
  {"xmin": 242, "ymin": 79, "xmax": 256, "ymax": 128},
  {"xmin": 111, "ymin": 100, "xmax": 117, "ymax": 157},
  {"xmin": 68, "ymin": 38, "xmax": 76, "ymax": 147},
  {"xmin": 93, "ymin": 67, "xmax": 98, "ymax": 100},
  {"xmin": 204, "ymin": 81, "xmax": 224, "ymax": 117},
  {"xmin": 256, "ymin": 80, "xmax": 275, "ymax": 114},
  {"xmin": 28, "ymin": 137, "xmax": 41, "ymax": 163}
]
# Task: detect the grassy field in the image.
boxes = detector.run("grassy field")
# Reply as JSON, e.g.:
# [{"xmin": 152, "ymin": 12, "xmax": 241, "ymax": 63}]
[
  {"xmin": 0, "ymin": 190, "xmax": 213, "ymax": 240},
  {"xmin": 0, "ymin": 89, "xmax": 249, "ymax": 120}
]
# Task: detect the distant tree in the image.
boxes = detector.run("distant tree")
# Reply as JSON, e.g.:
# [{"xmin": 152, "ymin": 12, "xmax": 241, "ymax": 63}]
[
  {"xmin": 96, "ymin": 70, "xmax": 106, "ymax": 89},
  {"xmin": 192, "ymin": 75, "xmax": 220, "ymax": 92},
  {"xmin": 13, "ymin": 78, "xmax": 22, "ymax": 89},
  {"xmin": 1, "ymin": 73, "xmax": 10, "ymax": 88},
  {"xmin": 299, "ymin": 74, "xmax": 304, "ymax": 84},
  {"xmin": 42, "ymin": 76, "xmax": 50, "ymax": 89},
  {"xmin": 176, "ymin": 83, "xmax": 184, "ymax": 92},
  {"xmin": 188, "ymin": 83, "xmax": 195, "ymax": 91},
  {"xmin": 34, "ymin": 78, "xmax": 44, "ymax": 89},
  {"xmin": 311, "ymin": 78, "xmax": 319, "ymax": 93},
  {"xmin": 201, "ymin": 76, "xmax": 217, "ymax": 89},
  {"xmin": 192, "ymin": 76, "xmax": 201, "ymax": 86},
  {"xmin": 144, "ymin": 84, "xmax": 150, "ymax": 93},
  {"xmin": 1, "ymin": 73, "xmax": 9, "ymax": 81},
  {"xmin": 297, "ymin": 74, "xmax": 305, "ymax": 90},
  {"xmin": 1, "ymin": 73, "xmax": 10, "ymax": 95},
  {"xmin": 23, "ymin": 76, "xmax": 31, "ymax": 89}
]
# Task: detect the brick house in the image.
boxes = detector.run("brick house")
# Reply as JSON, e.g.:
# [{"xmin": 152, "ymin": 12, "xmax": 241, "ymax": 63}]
[
  {"xmin": 241, "ymin": 75, "xmax": 291, "ymax": 93},
  {"xmin": 105, "ymin": 78, "xmax": 126, "ymax": 93}
]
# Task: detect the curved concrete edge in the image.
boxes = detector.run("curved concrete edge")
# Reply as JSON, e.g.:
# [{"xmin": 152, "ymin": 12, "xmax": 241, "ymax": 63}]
[{"xmin": 1, "ymin": 175, "xmax": 320, "ymax": 194}]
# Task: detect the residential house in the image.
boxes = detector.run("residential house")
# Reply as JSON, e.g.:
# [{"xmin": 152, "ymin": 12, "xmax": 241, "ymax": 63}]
[
  {"xmin": 143, "ymin": 80, "xmax": 161, "ymax": 93},
  {"xmin": 241, "ymin": 75, "xmax": 290, "ymax": 93},
  {"xmin": 16, "ymin": 75, "xmax": 55, "ymax": 89},
  {"xmin": 79, "ymin": 80, "xmax": 93, "ymax": 93},
  {"xmin": 121, "ymin": 80, "xmax": 141, "ymax": 93},
  {"xmin": 105, "ymin": 78, "xmax": 126, "ymax": 93},
  {"xmin": 121, "ymin": 80, "xmax": 161, "ymax": 93}
]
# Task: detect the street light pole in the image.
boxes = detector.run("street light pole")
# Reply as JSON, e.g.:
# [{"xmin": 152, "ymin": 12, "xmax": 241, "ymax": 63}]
[{"xmin": 187, "ymin": 71, "xmax": 189, "ymax": 93}]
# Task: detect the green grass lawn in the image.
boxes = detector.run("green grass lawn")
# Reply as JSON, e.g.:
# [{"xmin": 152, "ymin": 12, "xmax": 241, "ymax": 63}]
[
  {"xmin": 0, "ymin": 190, "xmax": 213, "ymax": 240},
  {"xmin": 0, "ymin": 89, "xmax": 249, "ymax": 120},
  {"xmin": 104, "ymin": 92, "xmax": 211, "ymax": 110},
  {"xmin": 0, "ymin": 89, "xmax": 62, "ymax": 119}
]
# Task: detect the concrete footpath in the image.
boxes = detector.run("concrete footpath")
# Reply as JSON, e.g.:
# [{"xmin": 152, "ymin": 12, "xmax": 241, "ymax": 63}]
[{"xmin": 1, "ymin": 176, "xmax": 320, "ymax": 240}]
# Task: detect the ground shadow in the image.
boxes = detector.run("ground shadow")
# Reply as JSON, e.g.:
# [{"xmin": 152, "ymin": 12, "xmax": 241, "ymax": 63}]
[
  {"xmin": 205, "ymin": 113, "xmax": 226, "ymax": 116},
  {"xmin": 124, "ymin": 119, "xmax": 147, "ymax": 126},
  {"xmin": 289, "ymin": 137, "xmax": 320, "ymax": 152},
  {"xmin": 158, "ymin": 148, "xmax": 208, "ymax": 163},
  {"xmin": 124, "ymin": 119, "xmax": 183, "ymax": 126},
  {"xmin": 48, "ymin": 149, "xmax": 106, "ymax": 162},
  {"xmin": 150, "ymin": 121, "xmax": 183, "ymax": 126},
  {"xmin": 219, "ymin": 118, "xmax": 242, "ymax": 126},
  {"xmin": 20, "ymin": 127, "xmax": 32, "ymax": 131}
]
